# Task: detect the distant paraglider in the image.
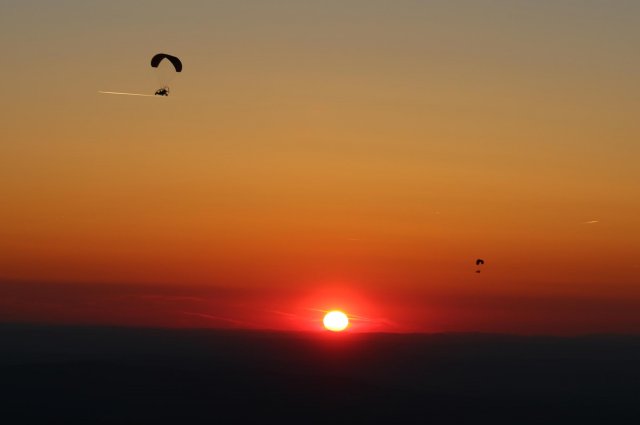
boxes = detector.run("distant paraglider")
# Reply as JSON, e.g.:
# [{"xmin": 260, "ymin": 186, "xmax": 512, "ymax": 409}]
[
  {"xmin": 151, "ymin": 53, "xmax": 182, "ymax": 96},
  {"xmin": 99, "ymin": 53, "xmax": 182, "ymax": 98},
  {"xmin": 475, "ymin": 258, "xmax": 485, "ymax": 273}
]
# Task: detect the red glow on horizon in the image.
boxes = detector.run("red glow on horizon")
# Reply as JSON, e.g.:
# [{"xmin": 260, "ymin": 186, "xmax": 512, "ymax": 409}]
[{"xmin": 2, "ymin": 280, "xmax": 640, "ymax": 335}]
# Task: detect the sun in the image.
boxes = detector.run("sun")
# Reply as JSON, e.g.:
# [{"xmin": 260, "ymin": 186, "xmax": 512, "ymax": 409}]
[{"xmin": 323, "ymin": 311, "xmax": 349, "ymax": 332}]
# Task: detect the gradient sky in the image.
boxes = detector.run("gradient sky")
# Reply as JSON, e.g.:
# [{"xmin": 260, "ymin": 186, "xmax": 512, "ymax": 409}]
[{"xmin": 1, "ymin": 1, "xmax": 639, "ymax": 333}]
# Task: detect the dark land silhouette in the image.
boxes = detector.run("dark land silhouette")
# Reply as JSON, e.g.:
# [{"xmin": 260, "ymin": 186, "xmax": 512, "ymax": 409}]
[{"xmin": 2, "ymin": 324, "xmax": 639, "ymax": 424}]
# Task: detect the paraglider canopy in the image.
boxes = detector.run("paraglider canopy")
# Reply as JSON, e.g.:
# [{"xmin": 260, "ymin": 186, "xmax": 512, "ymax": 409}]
[
  {"xmin": 150, "ymin": 53, "xmax": 182, "ymax": 96},
  {"xmin": 476, "ymin": 259, "xmax": 484, "ymax": 266},
  {"xmin": 150, "ymin": 53, "xmax": 182, "ymax": 72}
]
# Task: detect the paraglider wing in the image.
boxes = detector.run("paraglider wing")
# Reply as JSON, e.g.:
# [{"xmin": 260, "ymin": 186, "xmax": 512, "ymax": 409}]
[
  {"xmin": 150, "ymin": 53, "xmax": 182, "ymax": 72},
  {"xmin": 475, "ymin": 258, "xmax": 485, "ymax": 273}
]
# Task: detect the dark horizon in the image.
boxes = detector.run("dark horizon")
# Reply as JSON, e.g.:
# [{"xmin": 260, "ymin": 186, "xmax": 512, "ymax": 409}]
[
  {"xmin": 3, "ymin": 323, "xmax": 639, "ymax": 424},
  {"xmin": 4, "ymin": 320, "xmax": 640, "ymax": 338}
]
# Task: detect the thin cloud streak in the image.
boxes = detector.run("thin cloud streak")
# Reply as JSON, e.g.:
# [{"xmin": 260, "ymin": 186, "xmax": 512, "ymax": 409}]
[{"xmin": 181, "ymin": 311, "xmax": 255, "ymax": 327}]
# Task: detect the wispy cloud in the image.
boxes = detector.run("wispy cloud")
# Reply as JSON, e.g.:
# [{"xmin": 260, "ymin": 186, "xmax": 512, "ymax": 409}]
[
  {"xmin": 181, "ymin": 311, "xmax": 251, "ymax": 326},
  {"xmin": 138, "ymin": 295, "xmax": 210, "ymax": 303}
]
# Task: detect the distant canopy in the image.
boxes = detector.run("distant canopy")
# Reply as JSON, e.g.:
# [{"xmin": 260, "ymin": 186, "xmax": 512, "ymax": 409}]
[
  {"xmin": 476, "ymin": 259, "xmax": 484, "ymax": 266},
  {"xmin": 150, "ymin": 53, "xmax": 182, "ymax": 72}
]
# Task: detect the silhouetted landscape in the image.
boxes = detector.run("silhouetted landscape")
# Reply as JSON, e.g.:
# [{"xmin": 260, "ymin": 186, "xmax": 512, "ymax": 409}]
[{"xmin": 2, "ymin": 324, "xmax": 639, "ymax": 424}]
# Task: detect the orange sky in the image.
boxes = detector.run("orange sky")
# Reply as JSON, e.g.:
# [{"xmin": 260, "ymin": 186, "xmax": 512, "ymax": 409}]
[{"xmin": 1, "ymin": 1, "xmax": 639, "ymax": 333}]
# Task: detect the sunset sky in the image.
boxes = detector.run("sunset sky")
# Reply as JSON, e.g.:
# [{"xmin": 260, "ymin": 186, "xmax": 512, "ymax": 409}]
[{"xmin": 1, "ymin": 1, "xmax": 639, "ymax": 333}]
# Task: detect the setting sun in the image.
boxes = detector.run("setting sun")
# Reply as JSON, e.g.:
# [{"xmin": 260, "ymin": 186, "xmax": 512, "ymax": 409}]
[{"xmin": 323, "ymin": 311, "xmax": 349, "ymax": 332}]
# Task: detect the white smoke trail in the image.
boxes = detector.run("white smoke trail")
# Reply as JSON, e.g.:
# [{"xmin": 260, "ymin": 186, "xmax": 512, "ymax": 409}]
[{"xmin": 98, "ymin": 91, "xmax": 157, "ymax": 97}]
